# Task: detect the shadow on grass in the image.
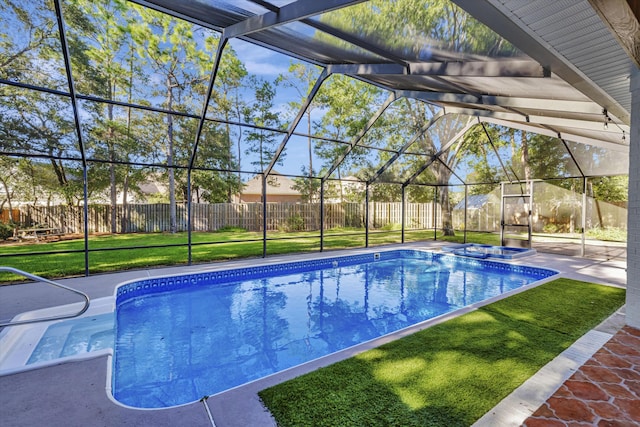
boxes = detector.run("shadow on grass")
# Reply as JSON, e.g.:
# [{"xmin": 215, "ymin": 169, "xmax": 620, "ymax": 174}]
[{"xmin": 259, "ymin": 279, "xmax": 625, "ymax": 427}]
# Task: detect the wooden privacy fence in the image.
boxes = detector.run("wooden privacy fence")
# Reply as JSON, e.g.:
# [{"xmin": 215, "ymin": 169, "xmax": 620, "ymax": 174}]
[
  {"xmin": 0, "ymin": 208, "xmax": 20, "ymax": 223},
  {"xmin": 9, "ymin": 202, "xmax": 441, "ymax": 234}
]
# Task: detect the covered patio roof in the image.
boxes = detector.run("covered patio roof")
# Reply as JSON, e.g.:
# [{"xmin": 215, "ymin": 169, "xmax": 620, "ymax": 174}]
[{"xmin": 134, "ymin": 0, "xmax": 635, "ymax": 154}]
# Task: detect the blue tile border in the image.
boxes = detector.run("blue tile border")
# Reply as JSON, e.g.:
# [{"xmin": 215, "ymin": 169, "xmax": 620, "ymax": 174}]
[{"xmin": 115, "ymin": 250, "xmax": 557, "ymax": 305}]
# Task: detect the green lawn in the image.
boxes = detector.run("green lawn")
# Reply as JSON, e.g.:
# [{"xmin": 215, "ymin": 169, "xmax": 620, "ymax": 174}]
[
  {"xmin": 0, "ymin": 228, "xmax": 460, "ymax": 282},
  {"xmin": 259, "ymin": 279, "xmax": 625, "ymax": 427}
]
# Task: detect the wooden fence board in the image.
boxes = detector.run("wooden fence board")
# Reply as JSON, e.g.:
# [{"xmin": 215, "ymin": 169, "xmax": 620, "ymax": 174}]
[{"xmin": 11, "ymin": 202, "xmax": 442, "ymax": 234}]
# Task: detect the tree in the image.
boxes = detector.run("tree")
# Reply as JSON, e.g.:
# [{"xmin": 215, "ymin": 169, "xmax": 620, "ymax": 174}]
[
  {"xmin": 292, "ymin": 167, "xmax": 321, "ymax": 202},
  {"xmin": 0, "ymin": 0, "xmax": 85, "ymax": 206},
  {"xmin": 0, "ymin": 157, "xmax": 19, "ymax": 220},
  {"xmin": 277, "ymin": 62, "xmax": 323, "ymax": 178},
  {"xmin": 64, "ymin": 0, "xmax": 137, "ymax": 232},
  {"xmin": 0, "ymin": 0, "xmax": 65, "ymax": 87},
  {"xmin": 314, "ymin": 0, "xmax": 519, "ymax": 234},
  {"xmin": 312, "ymin": 75, "xmax": 382, "ymax": 202},
  {"xmin": 186, "ymin": 119, "xmax": 243, "ymax": 203},
  {"xmin": 243, "ymin": 78, "xmax": 282, "ymax": 172},
  {"xmin": 130, "ymin": 6, "xmax": 213, "ymax": 232},
  {"xmin": 208, "ymin": 44, "xmax": 247, "ymax": 202},
  {"xmin": 461, "ymin": 124, "xmax": 504, "ymax": 195},
  {"xmin": 405, "ymin": 108, "xmax": 474, "ymax": 234}
]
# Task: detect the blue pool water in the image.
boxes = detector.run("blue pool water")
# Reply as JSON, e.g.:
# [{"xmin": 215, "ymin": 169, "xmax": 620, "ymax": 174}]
[{"xmin": 113, "ymin": 250, "xmax": 556, "ymax": 408}]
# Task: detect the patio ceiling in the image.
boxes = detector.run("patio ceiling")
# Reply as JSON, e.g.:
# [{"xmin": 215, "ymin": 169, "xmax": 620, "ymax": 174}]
[{"xmin": 133, "ymin": 0, "xmax": 636, "ymax": 154}]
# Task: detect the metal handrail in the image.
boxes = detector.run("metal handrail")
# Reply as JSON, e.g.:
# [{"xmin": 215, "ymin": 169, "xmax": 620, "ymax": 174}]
[{"xmin": 0, "ymin": 267, "xmax": 90, "ymax": 327}]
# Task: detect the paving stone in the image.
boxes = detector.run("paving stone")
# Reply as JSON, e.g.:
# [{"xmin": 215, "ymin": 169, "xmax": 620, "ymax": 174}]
[
  {"xmin": 624, "ymin": 380, "xmax": 640, "ymax": 396},
  {"xmin": 584, "ymin": 358, "xmax": 603, "ymax": 367},
  {"xmin": 564, "ymin": 380, "xmax": 608, "ymax": 401},
  {"xmin": 622, "ymin": 355, "xmax": 640, "ymax": 366},
  {"xmin": 531, "ymin": 402, "xmax": 556, "ymax": 418},
  {"xmin": 547, "ymin": 397, "xmax": 595, "ymax": 422},
  {"xmin": 597, "ymin": 420, "xmax": 638, "ymax": 427},
  {"xmin": 593, "ymin": 353, "xmax": 633, "ymax": 369},
  {"xmin": 599, "ymin": 382, "xmax": 637, "ymax": 400},
  {"xmin": 554, "ymin": 384, "xmax": 574, "ymax": 398},
  {"xmin": 613, "ymin": 398, "xmax": 640, "ymax": 421},
  {"xmin": 611, "ymin": 368, "xmax": 640, "ymax": 382},
  {"xmin": 581, "ymin": 365, "xmax": 625, "ymax": 384},
  {"xmin": 522, "ymin": 327, "xmax": 640, "ymax": 427},
  {"xmin": 570, "ymin": 370, "xmax": 591, "ymax": 381},
  {"xmin": 621, "ymin": 327, "xmax": 640, "ymax": 338},
  {"xmin": 524, "ymin": 418, "xmax": 566, "ymax": 427},
  {"xmin": 588, "ymin": 400, "xmax": 628, "ymax": 420},
  {"xmin": 606, "ymin": 343, "xmax": 640, "ymax": 358},
  {"xmin": 613, "ymin": 330, "xmax": 640, "ymax": 347}
]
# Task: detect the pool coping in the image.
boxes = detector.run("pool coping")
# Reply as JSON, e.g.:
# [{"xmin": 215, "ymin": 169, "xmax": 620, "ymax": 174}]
[{"xmin": 0, "ymin": 242, "xmax": 629, "ymax": 426}]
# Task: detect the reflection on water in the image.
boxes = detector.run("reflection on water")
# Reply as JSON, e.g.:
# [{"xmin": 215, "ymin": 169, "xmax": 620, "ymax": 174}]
[{"xmin": 114, "ymin": 257, "xmax": 536, "ymax": 408}]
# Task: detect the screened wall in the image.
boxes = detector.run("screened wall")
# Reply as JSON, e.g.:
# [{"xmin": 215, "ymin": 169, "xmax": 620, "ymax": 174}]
[{"xmin": 0, "ymin": 0, "xmax": 630, "ymax": 279}]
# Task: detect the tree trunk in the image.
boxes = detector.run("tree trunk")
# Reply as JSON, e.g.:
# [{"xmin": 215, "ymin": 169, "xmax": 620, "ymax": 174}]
[
  {"xmin": 108, "ymin": 101, "xmax": 117, "ymax": 234},
  {"xmin": 307, "ymin": 110, "xmax": 313, "ymax": 176},
  {"xmin": 0, "ymin": 176, "xmax": 13, "ymax": 225},
  {"xmin": 439, "ymin": 186, "xmax": 455, "ymax": 236},
  {"xmin": 120, "ymin": 44, "xmax": 134, "ymax": 235},
  {"xmin": 520, "ymin": 130, "xmax": 531, "ymax": 181},
  {"xmin": 120, "ymin": 172, "xmax": 129, "ymax": 233},
  {"xmin": 166, "ymin": 77, "xmax": 177, "ymax": 233},
  {"xmin": 225, "ymin": 118, "xmax": 233, "ymax": 203}
]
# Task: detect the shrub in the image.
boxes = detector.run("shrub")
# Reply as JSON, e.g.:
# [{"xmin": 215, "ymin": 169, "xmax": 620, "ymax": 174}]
[
  {"xmin": 380, "ymin": 223, "xmax": 401, "ymax": 231},
  {"xmin": 285, "ymin": 214, "xmax": 305, "ymax": 232},
  {"xmin": 216, "ymin": 226, "xmax": 247, "ymax": 233},
  {"xmin": 586, "ymin": 227, "xmax": 627, "ymax": 242},
  {"xmin": 0, "ymin": 222, "xmax": 15, "ymax": 240}
]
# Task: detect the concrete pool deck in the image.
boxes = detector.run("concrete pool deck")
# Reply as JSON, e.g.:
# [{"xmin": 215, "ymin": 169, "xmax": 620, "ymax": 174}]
[{"xmin": 0, "ymin": 241, "xmax": 632, "ymax": 426}]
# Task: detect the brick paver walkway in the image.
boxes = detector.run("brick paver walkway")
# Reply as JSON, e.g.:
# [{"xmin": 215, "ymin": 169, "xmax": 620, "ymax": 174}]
[{"xmin": 522, "ymin": 326, "xmax": 640, "ymax": 427}]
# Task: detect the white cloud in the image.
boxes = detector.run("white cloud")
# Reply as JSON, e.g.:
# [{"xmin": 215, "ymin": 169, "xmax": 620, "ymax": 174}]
[
  {"xmin": 230, "ymin": 39, "xmax": 291, "ymax": 77},
  {"xmin": 244, "ymin": 60, "xmax": 289, "ymax": 77}
]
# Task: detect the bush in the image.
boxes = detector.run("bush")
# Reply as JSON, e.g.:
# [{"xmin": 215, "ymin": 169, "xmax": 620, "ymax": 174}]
[
  {"xmin": 284, "ymin": 214, "xmax": 305, "ymax": 232},
  {"xmin": 586, "ymin": 227, "xmax": 627, "ymax": 242},
  {"xmin": 0, "ymin": 222, "xmax": 15, "ymax": 240},
  {"xmin": 216, "ymin": 226, "xmax": 247, "ymax": 233},
  {"xmin": 543, "ymin": 223, "xmax": 559, "ymax": 233},
  {"xmin": 380, "ymin": 223, "xmax": 401, "ymax": 231}
]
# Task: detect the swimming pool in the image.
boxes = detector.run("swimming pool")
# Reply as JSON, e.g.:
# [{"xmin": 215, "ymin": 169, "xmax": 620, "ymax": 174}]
[{"xmin": 112, "ymin": 249, "xmax": 557, "ymax": 408}]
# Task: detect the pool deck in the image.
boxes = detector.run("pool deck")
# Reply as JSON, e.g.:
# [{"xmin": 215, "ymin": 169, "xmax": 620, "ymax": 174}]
[{"xmin": 0, "ymin": 241, "xmax": 634, "ymax": 427}]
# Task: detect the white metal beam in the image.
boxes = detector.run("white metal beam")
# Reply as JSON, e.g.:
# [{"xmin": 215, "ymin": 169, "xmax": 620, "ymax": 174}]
[
  {"xmin": 477, "ymin": 117, "xmax": 629, "ymax": 153},
  {"xmin": 396, "ymin": 90, "xmax": 480, "ymax": 105},
  {"xmin": 480, "ymin": 96, "xmax": 605, "ymax": 115},
  {"xmin": 445, "ymin": 106, "xmax": 630, "ymax": 133},
  {"xmin": 451, "ymin": 0, "xmax": 630, "ymax": 124}
]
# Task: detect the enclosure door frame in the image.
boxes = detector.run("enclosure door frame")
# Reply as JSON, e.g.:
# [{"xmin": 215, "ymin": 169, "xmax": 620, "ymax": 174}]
[{"xmin": 500, "ymin": 181, "xmax": 533, "ymax": 248}]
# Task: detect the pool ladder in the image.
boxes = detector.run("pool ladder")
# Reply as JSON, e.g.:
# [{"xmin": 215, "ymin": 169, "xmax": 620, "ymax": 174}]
[{"xmin": 0, "ymin": 266, "xmax": 90, "ymax": 327}]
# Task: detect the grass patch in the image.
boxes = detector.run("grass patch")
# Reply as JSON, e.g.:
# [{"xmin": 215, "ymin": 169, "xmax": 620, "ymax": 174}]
[
  {"xmin": 0, "ymin": 229, "xmax": 442, "ymax": 282},
  {"xmin": 259, "ymin": 279, "xmax": 625, "ymax": 427}
]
